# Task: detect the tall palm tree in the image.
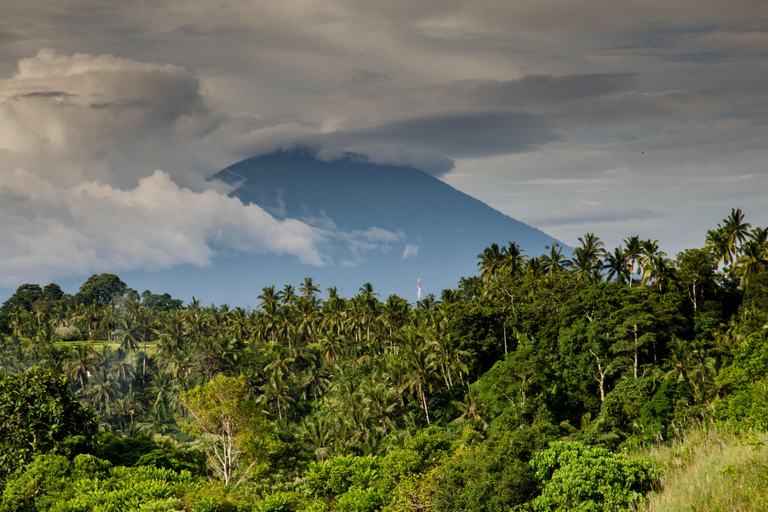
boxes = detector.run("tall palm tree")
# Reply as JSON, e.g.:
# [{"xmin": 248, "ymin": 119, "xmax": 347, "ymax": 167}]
[
  {"xmin": 64, "ymin": 344, "xmax": 98, "ymax": 390},
  {"xmin": 299, "ymin": 277, "xmax": 322, "ymax": 301},
  {"xmin": 86, "ymin": 368, "xmax": 121, "ymax": 416},
  {"xmin": 118, "ymin": 317, "xmax": 141, "ymax": 356},
  {"xmin": 568, "ymin": 233, "xmax": 605, "ymax": 282},
  {"xmin": 623, "ymin": 236, "xmax": 643, "ymax": 287},
  {"xmin": 133, "ymin": 308, "xmax": 156, "ymax": 379},
  {"xmin": 541, "ymin": 243, "xmax": 569, "ymax": 277},
  {"xmin": 258, "ymin": 285, "xmax": 282, "ymax": 310},
  {"xmin": 724, "ymin": 207, "xmax": 752, "ymax": 254},
  {"xmin": 280, "ymin": 285, "xmax": 298, "ymax": 306},
  {"xmin": 639, "ymin": 239, "xmax": 666, "ymax": 284},
  {"xmin": 501, "ymin": 241, "xmax": 527, "ymax": 279},
  {"xmin": 477, "ymin": 243, "xmax": 504, "ymax": 282},
  {"xmin": 705, "ymin": 226, "xmax": 733, "ymax": 268},
  {"xmin": 604, "ymin": 246, "xmax": 630, "ymax": 284},
  {"xmin": 258, "ymin": 371, "xmax": 295, "ymax": 421},
  {"xmin": 734, "ymin": 239, "xmax": 768, "ymax": 286}
]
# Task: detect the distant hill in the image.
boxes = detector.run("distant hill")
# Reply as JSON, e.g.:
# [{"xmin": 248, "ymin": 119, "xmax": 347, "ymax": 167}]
[{"xmin": 204, "ymin": 149, "xmax": 562, "ymax": 302}]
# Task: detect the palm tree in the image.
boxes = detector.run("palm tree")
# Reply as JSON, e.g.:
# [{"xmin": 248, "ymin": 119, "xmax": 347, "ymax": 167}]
[
  {"xmin": 705, "ymin": 226, "xmax": 733, "ymax": 268},
  {"xmin": 734, "ymin": 239, "xmax": 768, "ymax": 286},
  {"xmin": 639, "ymin": 239, "xmax": 666, "ymax": 284},
  {"xmin": 477, "ymin": 243, "xmax": 504, "ymax": 282},
  {"xmin": 541, "ymin": 243, "xmax": 569, "ymax": 277},
  {"xmin": 280, "ymin": 285, "xmax": 298, "ymax": 306},
  {"xmin": 623, "ymin": 236, "xmax": 643, "ymax": 287},
  {"xmin": 724, "ymin": 207, "xmax": 752, "ymax": 254},
  {"xmin": 86, "ymin": 368, "xmax": 121, "ymax": 416},
  {"xmin": 298, "ymin": 415, "xmax": 334, "ymax": 461},
  {"xmin": 299, "ymin": 277, "xmax": 322, "ymax": 301},
  {"xmin": 451, "ymin": 388, "xmax": 487, "ymax": 429},
  {"xmin": 134, "ymin": 308, "xmax": 156, "ymax": 379},
  {"xmin": 258, "ymin": 371, "xmax": 295, "ymax": 420},
  {"xmin": 400, "ymin": 330, "xmax": 440, "ymax": 425},
  {"xmin": 663, "ymin": 338, "xmax": 696, "ymax": 393},
  {"xmin": 64, "ymin": 344, "xmax": 98, "ymax": 390},
  {"xmin": 568, "ymin": 233, "xmax": 605, "ymax": 282},
  {"xmin": 501, "ymin": 241, "xmax": 527, "ymax": 279},
  {"xmin": 100, "ymin": 305, "xmax": 119, "ymax": 342},
  {"xmin": 118, "ymin": 317, "xmax": 141, "ymax": 356},
  {"xmin": 258, "ymin": 285, "xmax": 282, "ymax": 310},
  {"xmin": 604, "ymin": 246, "xmax": 630, "ymax": 284}
]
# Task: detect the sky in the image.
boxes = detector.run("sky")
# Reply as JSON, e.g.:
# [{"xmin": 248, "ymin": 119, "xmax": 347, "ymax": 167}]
[{"xmin": 1, "ymin": 0, "xmax": 767, "ymax": 296}]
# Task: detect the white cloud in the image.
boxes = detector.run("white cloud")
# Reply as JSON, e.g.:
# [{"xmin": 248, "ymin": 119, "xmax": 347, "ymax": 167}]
[
  {"xmin": 402, "ymin": 244, "xmax": 419, "ymax": 259},
  {"xmin": 0, "ymin": 168, "xmax": 328, "ymax": 287}
]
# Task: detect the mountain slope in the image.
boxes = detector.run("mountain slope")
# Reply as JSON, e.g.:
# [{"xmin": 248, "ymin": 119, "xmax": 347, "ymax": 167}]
[{"xmin": 209, "ymin": 150, "xmax": 561, "ymax": 301}]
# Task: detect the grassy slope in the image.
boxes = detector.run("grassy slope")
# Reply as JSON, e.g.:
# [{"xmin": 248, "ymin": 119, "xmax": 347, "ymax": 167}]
[{"xmin": 636, "ymin": 423, "xmax": 768, "ymax": 511}]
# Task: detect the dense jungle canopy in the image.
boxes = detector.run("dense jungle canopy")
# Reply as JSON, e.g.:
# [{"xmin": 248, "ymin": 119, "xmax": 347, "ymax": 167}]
[{"xmin": 2, "ymin": 207, "xmax": 768, "ymax": 511}]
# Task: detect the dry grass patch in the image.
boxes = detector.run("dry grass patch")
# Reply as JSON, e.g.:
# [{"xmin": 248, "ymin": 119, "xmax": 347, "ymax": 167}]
[{"xmin": 636, "ymin": 423, "xmax": 768, "ymax": 511}]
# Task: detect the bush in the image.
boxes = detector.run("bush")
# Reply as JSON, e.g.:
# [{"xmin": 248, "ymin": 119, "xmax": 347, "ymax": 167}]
[{"xmin": 529, "ymin": 442, "xmax": 658, "ymax": 512}]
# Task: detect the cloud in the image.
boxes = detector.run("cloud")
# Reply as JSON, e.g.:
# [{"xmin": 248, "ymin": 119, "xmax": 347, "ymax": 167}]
[
  {"xmin": 402, "ymin": 244, "xmax": 419, "ymax": 259},
  {"xmin": 336, "ymin": 111, "xmax": 559, "ymax": 159},
  {"xmin": 0, "ymin": 49, "xmax": 220, "ymax": 189},
  {"xmin": 530, "ymin": 208, "xmax": 664, "ymax": 227},
  {"xmin": 0, "ymin": 168, "xmax": 331, "ymax": 287}
]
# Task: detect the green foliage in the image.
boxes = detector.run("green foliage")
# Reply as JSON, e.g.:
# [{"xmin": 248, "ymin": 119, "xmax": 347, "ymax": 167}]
[
  {"xmin": 95, "ymin": 433, "xmax": 207, "ymax": 476},
  {"xmin": 2, "ymin": 211, "xmax": 768, "ymax": 511},
  {"xmin": 304, "ymin": 454, "xmax": 381, "ymax": 499},
  {"xmin": 75, "ymin": 273, "xmax": 127, "ymax": 306},
  {"xmin": 181, "ymin": 374, "xmax": 281, "ymax": 487},
  {"xmin": 715, "ymin": 332, "xmax": 768, "ymax": 429},
  {"xmin": 49, "ymin": 464, "xmax": 205, "ymax": 512},
  {"xmin": 431, "ymin": 429, "xmax": 544, "ymax": 512},
  {"xmin": 529, "ymin": 441, "xmax": 658, "ymax": 512},
  {"xmin": 1, "ymin": 454, "xmax": 73, "ymax": 512},
  {"xmin": 0, "ymin": 368, "xmax": 96, "ymax": 481},
  {"xmin": 636, "ymin": 378, "xmax": 680, "ymax": 441},
  {"xmin": 597, "ymin": 376, "xmax": 660, "ymax": 443}
]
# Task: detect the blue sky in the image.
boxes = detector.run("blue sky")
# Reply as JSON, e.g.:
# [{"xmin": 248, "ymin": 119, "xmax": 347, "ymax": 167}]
[{"xmin": 0, "ymin": 0, "xmax": 767, "ymax": 295}]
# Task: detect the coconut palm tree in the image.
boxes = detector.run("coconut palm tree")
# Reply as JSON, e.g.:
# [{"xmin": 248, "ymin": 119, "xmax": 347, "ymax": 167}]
[
  {"xmin": 299, "ymin": 277, "xmax": 322, "ymax": 301},
  {"xmin": 65, "ymin": 344, "xmax": 98, "ymax": 390},
  {"xmin": 724, "ymin": 207, "xmax": 752, "ymax": 254},
  {"xmin": 734, "ymin": 239, "xmax": 768, "ymax": 286},
  {"xmin": 623, "ymin": 236, "xmax": 643, "ymax": 287},
  {"xmin": 604, "ymin": 246, "xmax": 630, "ymax": 284},
  {"xmin": 86, "ymin": 368, "xmax": 121, "ymax": 416},
  {"xmin": 541, "ymin": 243, "xmax": 569, "ymax": 277},
  {"xmin": 501, "ymin": 241, "xmax": 527, "ymax": 279},
  {"xmin": 477, "ymin": 243, "xmax": 504, "ymax": 282},
  {"xmin": 280, "ymin": 284, "xmax": 298, "ymax": 306},
  {"xmin": 258, "ymin": 370, "xmax": 295, "ymax": 420},
  {"xmin": 639, "ymin": 239, "xmax": 666, "ymax": 284}
]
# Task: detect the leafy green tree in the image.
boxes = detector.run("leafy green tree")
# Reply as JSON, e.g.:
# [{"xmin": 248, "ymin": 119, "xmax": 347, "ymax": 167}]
[
  {"xmin": 1, "ymin": 453, "xmax": 74, "ymax": 511},
  {"xmin": 529, "ymin": 442, "xmax": 658, "ymax": 511},
  {"xmin": 0, "ymin": 368, "xmax": 96, "ymax": 481},
  {"xmin": 75, "ymin": 273, "xmax": 127, "ymax": 306},
  {"xmin": 676, "ymin": 248, "xmax": 717, "ymax": 313},
  {"xmin": 180, "ymin": 374, "xmax": 280, "ymax": 487}
]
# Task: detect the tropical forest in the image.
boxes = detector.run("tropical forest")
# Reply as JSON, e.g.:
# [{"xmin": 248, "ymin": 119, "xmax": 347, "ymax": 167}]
[{"xmin": 3, "ymin": 207, "xmax": 768, "ymax": 511}]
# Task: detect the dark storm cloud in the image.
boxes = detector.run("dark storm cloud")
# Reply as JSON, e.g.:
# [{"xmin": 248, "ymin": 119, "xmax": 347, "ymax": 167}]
[
  {"xmin": 458, "ymin": 74, "xmax": 637, "ymax": 107},
  {"xmin": 348, "ymin": 111, "xmax": 559, "ymax": 158}
]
